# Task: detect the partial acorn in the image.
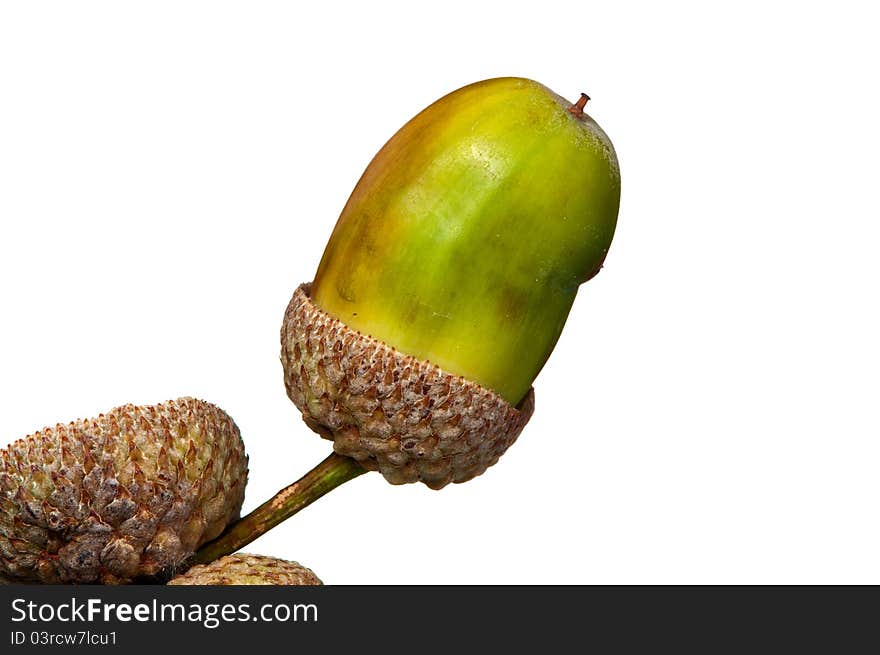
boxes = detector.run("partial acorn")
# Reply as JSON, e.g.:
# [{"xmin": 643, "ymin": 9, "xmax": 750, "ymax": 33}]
[
  {"xmin": 168, "ymin": 553, "xmax": 321, "ymax": 585},
  {"xmin": 0, "ymin": 398, "xmax": 248, "ymax": 583},
  {"xmin": 282, "ymin": 77, "xmax": 620, "ymax": 488}
]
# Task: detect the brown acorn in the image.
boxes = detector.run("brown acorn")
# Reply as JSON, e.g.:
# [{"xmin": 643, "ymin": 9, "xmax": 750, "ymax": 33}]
[
  {"xmin": 168, "ymin": 553, "xmax": 321, "ymax": 585},
  {"xmin": 0, "ymin": 398, "xmax": 248, "ymax": 584}
]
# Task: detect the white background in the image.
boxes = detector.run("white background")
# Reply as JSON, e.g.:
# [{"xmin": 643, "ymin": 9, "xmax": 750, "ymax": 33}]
[{"xmin": 1, "ymin": 2, "xmax": 877, "ymax": 584}]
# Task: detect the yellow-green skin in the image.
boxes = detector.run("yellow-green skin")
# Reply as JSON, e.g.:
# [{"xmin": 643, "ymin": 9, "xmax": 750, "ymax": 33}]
[{"xmin": 312, "ymin": 77, "xmax": 620, "ymax": 405}]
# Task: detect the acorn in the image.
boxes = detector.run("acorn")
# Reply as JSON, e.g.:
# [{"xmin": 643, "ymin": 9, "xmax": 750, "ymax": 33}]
[
  {"xmin": 168, "ymin": 553, "xmax": 321, "ymax": 585},
  {"xmin": 195, "ymin": 77, "xmax": 621, "ymax": 563},
  {"xmin": 281, "ymin": 77, "xmax": 620, "ymax": 488},
  {"xmin": 0, "ymin": 398, "xmax": 248, "ymax": 584}
]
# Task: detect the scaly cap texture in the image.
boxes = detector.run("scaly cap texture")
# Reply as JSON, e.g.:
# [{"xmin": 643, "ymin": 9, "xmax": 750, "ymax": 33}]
[
  {"xmin": 0, "ymin": 398, "xmax": 248, "ymax": 584},
  {"xmin": 168, "ymin": 553, "xmax": 321, "ymax": 585},
  {"xmin": 281, "ymin": 284, "xmax": 534, "ymax": 489}
]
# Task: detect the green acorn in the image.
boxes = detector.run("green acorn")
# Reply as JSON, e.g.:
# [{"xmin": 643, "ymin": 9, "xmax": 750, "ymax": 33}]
[
  {"xmin": 311, "ymin": 78, "xmax": 619, "ymax": 405},
  {"xmin": 196, "ymin": 77, "xmax": 620, "ymax": 562},
  {"xmin": 282, "ymin": 77, "xmax": 619, "ymax": 488}
]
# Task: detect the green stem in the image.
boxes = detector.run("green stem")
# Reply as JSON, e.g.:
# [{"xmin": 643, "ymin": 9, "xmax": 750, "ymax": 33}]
[{"xmin": 193, "ymin": 452, "xmax": 366, "ymax": 564}]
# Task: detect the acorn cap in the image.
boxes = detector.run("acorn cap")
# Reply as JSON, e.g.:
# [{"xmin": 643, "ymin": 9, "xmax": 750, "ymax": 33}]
[
  {"xmin": 168, "ymin": 553, "xmax": 321, "ymax": 585},
  {"xmin": 0, "ymin": 398, "xmax": 248, "ymax": 584},
  {"xmin": 281, "ymin": 284, "xmax": 534, "ymax": 489}
]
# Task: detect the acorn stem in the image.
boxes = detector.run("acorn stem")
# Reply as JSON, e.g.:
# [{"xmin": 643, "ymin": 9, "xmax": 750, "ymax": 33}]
[
  {"xmin": 568, "ymin": 92, "xmax": 590, "ymax": 117},
  {"xmin": 193, "ymin": 452, "xmax": 366, "ymax": 564}
]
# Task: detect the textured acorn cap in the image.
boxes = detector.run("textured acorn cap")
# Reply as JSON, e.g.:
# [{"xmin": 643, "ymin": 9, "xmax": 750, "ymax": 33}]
[
  {"xmin": 281, "ymin": 283, "xmax": 534, "ymax": 489},
  {"xmin": 0, "ymin": 398, "xmax": 248, "ymax": 584},
  {"xmin": 168, "ymin": 553, "xmax": 321, "ymax": 585}
]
